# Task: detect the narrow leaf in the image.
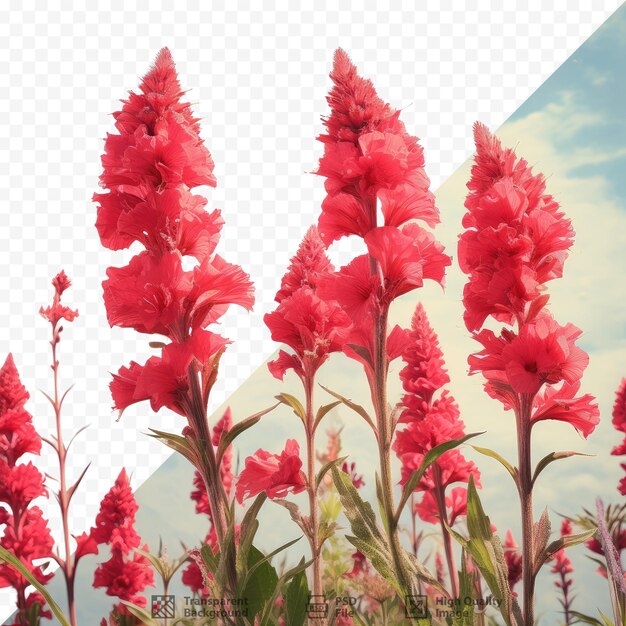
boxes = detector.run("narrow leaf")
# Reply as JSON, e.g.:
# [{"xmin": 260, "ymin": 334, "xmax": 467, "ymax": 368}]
[
  {"xmin": 532, "ymin": 509, "xmax": 551, "ymax": 576},
  {"xmin": 472, "ymin": 445, "xmax": 518, "ymax": 482},
  {"xmin": 313, "ymin": 400, "xmax": 342, "ymax": 432},
  {"xmin": 0, "ymin": 546, "xmax": 71, "ymax": 626},
  {"xmin": 120, "ymin": 601, "xmax": 159, "ymax": 625},
  {"xmin": 275, "ymin": 393, "xmax": 306, "ymax": 423},
  {"xmin": 532, "ymin": 451, "xmax": 593, "ymax": 486},
  {"xmin": 396, "ymin": 433, "xmax": 483, "ymax": 526},
  {"xmin": 320, "ymin": 385, "xmax": 377, "ymax": 435},
  {"xmin": 67, "ymin": 462, "xmax": 91, "ymax": 503},
  {"xmin": 217, "ymin": 403, "xmax": 279, "ymax": 466},
  {"xmin": 315, "ymin": 456, "xmax": 346, "ymax": 491}
]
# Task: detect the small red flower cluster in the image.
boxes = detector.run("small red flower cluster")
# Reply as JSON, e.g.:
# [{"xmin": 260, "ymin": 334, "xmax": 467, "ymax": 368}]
[
  {"xmin": 95, "ymin": 48, "xmax": 254, "ymax": 420},
  {"xmin": 92, "ymin": 469, "xmax": 154, "ymax": 611},
  {"xmin": 393, "ymin": 304, "xmax": 480, "ymax": 525},
  {"xmin": 459, "ymin": 123, "xmax": 599, "ymax": 437},
  {"xmin": 0, "ymin": 354, "xmax": 54, "ymax": 624},
  {"xmin": 315, "ymin": 49, "xmax": 450, "ymax": 389},
  {"xmin": 264, "ymin": 226, "xmax": 351, "ymax": 382},
  {"xmin": 611, "ymin": 378, "xmax": 626, "ymax": 495}
]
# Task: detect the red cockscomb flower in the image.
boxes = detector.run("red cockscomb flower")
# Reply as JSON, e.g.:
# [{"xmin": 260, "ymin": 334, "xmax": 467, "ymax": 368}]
[
  {"xmin": 265, "ymin": 226, "xmax": 351, "ymax": 381},
  {"xmin": 393, "ymin": 304, "xmax": 479, "ymax": 528},
  {"xmin": 459, "ymin": 123, "xmax": 574, "ymax": 332},
  {"xmin": 236, "ymin": 439, "xmax": 307, "ymax": 503},
  {"xmin": 0, "ymin": 354, "xmax": 54, "ymax": 623},
  {"xmin": 316, "ymin": 49, "xmax": 438, "ymax": 245},
  {"xmin": 92, "ymin": 469, "xmax": 154, "ymax": 608}
]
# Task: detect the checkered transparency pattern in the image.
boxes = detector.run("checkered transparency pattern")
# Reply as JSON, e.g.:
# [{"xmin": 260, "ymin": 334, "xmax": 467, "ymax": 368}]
[{"xmin": 0, "ymin": 1, "xmax": 620, "ymax": 619}]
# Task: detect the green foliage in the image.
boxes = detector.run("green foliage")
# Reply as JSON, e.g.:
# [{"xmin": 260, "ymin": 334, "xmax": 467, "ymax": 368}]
[{"xmin": 447, "ymin": 476, "xmax": 522, "ymax": 626}]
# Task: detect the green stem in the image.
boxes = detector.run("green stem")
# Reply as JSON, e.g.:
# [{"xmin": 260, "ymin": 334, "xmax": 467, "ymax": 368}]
[
  {"xmin": 304, "ymin": 373, "xmax": 323, "ymax": 626},
  {"xmin": 516, "ymin": 395, "xmax": 534, "ymax": 626},
  {"xmin": 433, "ymin": 463, "xmax": 458, "ymax": 598}
]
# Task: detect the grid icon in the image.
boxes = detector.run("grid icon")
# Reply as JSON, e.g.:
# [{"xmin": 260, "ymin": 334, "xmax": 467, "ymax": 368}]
[{"xmin": 152, "ymin": 595, "xmax": 176, "ymax": 619}]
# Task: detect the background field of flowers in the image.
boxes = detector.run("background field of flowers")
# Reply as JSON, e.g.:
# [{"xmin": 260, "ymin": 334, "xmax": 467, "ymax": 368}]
[{"xmin": 1, "ymin": 2, "xmax": 625, "ymax": 624}]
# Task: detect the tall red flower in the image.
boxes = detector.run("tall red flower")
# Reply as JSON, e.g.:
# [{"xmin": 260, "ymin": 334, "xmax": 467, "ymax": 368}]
[
  {"xmin": 96, "ymin": 50, "xmax": 255, "ymax": 559},
  {"xmin": 459, "ymin": 124, "xmax": 599, "ymax": 434},
  {"xmin": 392, "ymin": 304, "xmax": 479, "ymax": 595},
  {"xmin": 312, "ymin": 49, "xmax": 449, "ymax": 602},
  {"xmin": 92, "ymin": 469, "xmax": 154, "ymax": 612},
  {"xmin": 0, "ymin": 354, "xmax": 54, "ymax": 624},
  {"xmin": 96, "ymin": 48, "xmax": 254, "ymax": 418},
  {"xmin": 459, "ymin": 123, "xmax": 598, "ymax": 625},
  {"xmin": 551, "ymin": 520, "xmax": 575, "ymax": 623}
]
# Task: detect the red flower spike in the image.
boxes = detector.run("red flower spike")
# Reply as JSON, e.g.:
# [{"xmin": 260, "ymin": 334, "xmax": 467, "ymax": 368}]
[
  {"xmin": 393, "ymin": 304, "xmax": 479, "ymax": 527},
  {"xmin": 0, "ymin": 355, "xmax": 54, "ymax": 622},
  {"xmin": 92, "ymin": 469, "xmax": 154, "ymax": 607},
  {"xmin": 236, "ymin": 439, "xmax": 307, "ymax": 503},
  {"xmin": 275, "ymin": 226, "xmax": 334, "ymax": 303},
  {"xmin": 316, "ymin": 49, "xmax": 438, "ymax": 244}
]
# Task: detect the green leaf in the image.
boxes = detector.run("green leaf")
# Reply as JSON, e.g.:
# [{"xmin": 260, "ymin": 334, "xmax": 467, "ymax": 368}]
[
  {"xmin": 217, "ymin": 404, "xmax": 279, "ymax": 466},
  {"xmin": 237, "ymin": 492, "xmax": 267, "ymax": 571},
  {"xmin": 395, "ymin": 433, "xmax": 483, "ymax": 526},
  {"xmin": 331, "ymin": 465, "xmax": 402, "ymax": 595},
  {"xmin": 147, "ymin": 428, "xmax": 195, "ymax": 464},
  {"xmin": 570, "ymin": 611, "xmax": 610, "ymax": 626},
  {"xmin": 258, "ymin": 558, "xmax": 313, "ymax": 626},
  {"xmin": 240, "ymin": 537, "xmax": 302, "ymax": 591},
  {"xmin": 275, "ymin": 393, "xmax": 306, "ymax": 423},
  {"xmin": 315, "ymin": 456, "xmax": 346, "ymax": 491},
  {"xmin": 241, "ymin": 545, "xmax": 280, "ymax": 620},
  {"xmin": 320, "ymin": 385, "xmax": 377, "ymax": 435},
  {"xmin": 539, "ymin": 528, "xmax": 597, "ymax": 569},
  {"xmin": 120, "ymin": 602, "xmax": 159, "ymax": 625},
  {"xmin": 200, "ymin": 543, "xmax": 219, "ymax": 576},
  {"xmin": 532, "ymin": 451, "xmax": 593, "ymax": 486},
  {"xmin": 454, "ymin": 551, "xmax": 475, "ymax": 626},
  {"xmin": 448, "ymin": 475, "xmax": 522, "ymax": 626},
  {"xmin": 0, "ymin": 545, "xmax": 71, "ymax": 626},
  {"xmin": 313, "ymin": 400, "xmax": 342, "ymax": 432},
  {"xmin": 472, "ymin": 445, "xmax": 518, "ymax": 482},
  {"xmin": 284, "ymin": 569, "xmax": 309, "ymax": 626}
]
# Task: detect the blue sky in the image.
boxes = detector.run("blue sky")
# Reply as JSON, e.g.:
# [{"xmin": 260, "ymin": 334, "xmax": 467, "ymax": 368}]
[{"xmin": 15, "ymin": 5, "xmax": 626, "ymax": 624}]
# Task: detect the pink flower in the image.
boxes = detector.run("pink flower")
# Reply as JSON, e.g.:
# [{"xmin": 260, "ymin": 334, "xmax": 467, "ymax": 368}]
[
  {"xmin": 92, "ymin": 469, "xmax": 154, "ymax": 607},
  {"xmin": 611, "ymin": 379, "xmax": 626, "ymax": 493},
  {"xmin": 111, "ymin": 330, "xmax": 229, "ymax": 416},
  {"xmin": 315, "ymin": 49, "xmax": 438, "ymax": 245},
  {"xmin": 265, "ymin": 226, "xmax": 351, "ymax": 381},
  {"xmin": 275, "ymin": 226, "xmax": 334, "ymax": 302},
  {"xmin": 0, "ymin": 355, "xmax": 54, "ymax": 621},
  {"xmin": 459, "ymin": 124, "xmax": 574, "ymax": 332},
  {"xmin": 39, "ymin": 271, "xmax": 78, "ymax": 326},
  {"xmin": 393, "ymin": 305, "xmax": 479, "ymax": 525},
  {"xmin": 91, "ymin": 468, "xmax": 140, "ymax": 550},
  {"xmin": 236, "ymin": 439, "xmax": 307, "ymax": 503}
]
